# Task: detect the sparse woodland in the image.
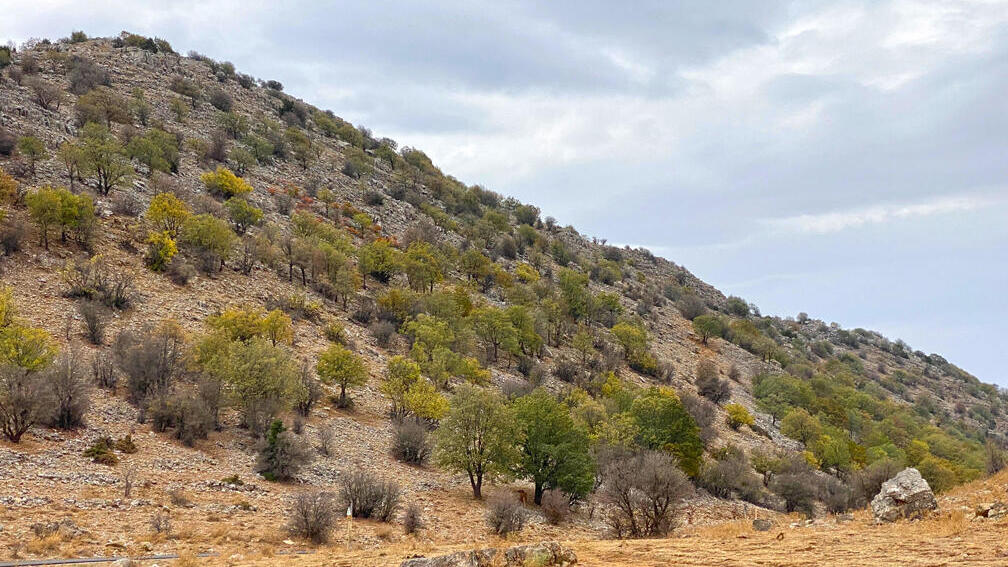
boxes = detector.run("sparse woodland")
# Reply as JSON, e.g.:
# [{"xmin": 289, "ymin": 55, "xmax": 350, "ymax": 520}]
[{"xmin": 0, "ymin": 31, "xmax": 1006, "ymax": 559}]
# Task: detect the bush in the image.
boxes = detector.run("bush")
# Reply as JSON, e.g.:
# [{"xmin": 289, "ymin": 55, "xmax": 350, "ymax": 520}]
[
  {"xmin": 0, "ymin": 216, "xmax": 26, "ymax": 256},
  {"xmin": 208, "ymin": 88, "xmax": 233, "ymax": 111},
  {"xmin": 0, "ymin": 128, "xmax": 15, "ymax": 157},
  {"xmin": 540, "ymin": 489, "xmax": 570, "ymax": 525},
  {"xmin": 485, "ymin": 494, "xmax": 527, "ymax": 536},
  {"xmin": 67, "ymin": 56, "xmax": 110, "ymax": 95},
  {"xmin": 698, "ymin": 446, "xmax": 762, "ymax": 502},
  {"xmin": 166, "ymin": 257, "xmax": 196, "ymax": 285},
  {"xmin": 402, "ymin": 502, "xmax": 423, "ymax": 535},
  {"xmin": 0, "ymin": 364, "xmax": 50, "ymax": 442},
  {"xmin": 92, "ymin": 351, "xmax": 116, "ymax": 389},
  {"xmin": 600, "ymin": 449, "xmax": 692, "ymax": 538},
  {"xmin": 391, "ymin": 421, "xmax": 431, "ymax": 465},
  {"xmin": 287, "ymin": 490, "xmax": 337, "ymax": 544},
  {"xmin": 681, "ymin": 393, "xmax": 717, "ymax": 443},
  {"xmin": 552, "ymin": 357, "xmax": 580, "ymax": 383},
  {"xmin": 369, "ymin": 320, "xmax": 396, "ymax": 347},
  {"xmin": 363, "ymin": 190, "xmax": 384, "ymax": 206},
  {"xmin": 339, "ymin": 470, "xmax": 400, "ymax": 522},
  {"xmin": 724, "ymin": 403, "xmax": 754, "ymax": 430},
  {"xmin": 677, "ymin": 295, "xmax": 707, "ymax": 320},
  {"xmin": 696, "ymin": 359, "xmax": 730, "ymax": 403},
  {"xmin": 44, "ymin": 350, "xmax": 91, "ymax": 430},
  {"xmin": 770, "ymin": 458, "xmax": 819, "ymax": 516},
  {"xmin": 255, "ymin": 419, "xmax": 313, "ymax": 481},
  {"xmin": 200, "ymin": 166, "xmax": 252, "ymax": 198},
  {"xmin": 84, "ymin": 437, "xmax": 119, "ymax": 466},
  {"xmin": 78, "ymin": 301, "xmax": 106, "ymax": 345},
  {"xmin": 114, "ymin": 322, "xmax": 186, "ymax": 414}
]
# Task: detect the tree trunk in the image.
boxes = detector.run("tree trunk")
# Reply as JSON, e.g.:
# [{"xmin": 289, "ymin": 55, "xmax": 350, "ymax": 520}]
[{"xmin": 534, "ymin": 483, "xmax": 544, "ymax": 505}]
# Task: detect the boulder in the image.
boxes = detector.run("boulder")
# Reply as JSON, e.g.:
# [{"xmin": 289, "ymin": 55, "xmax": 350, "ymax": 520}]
[
  {"xmin": 870, "ymin": 468, "xmax": 938, "ymax": 522},
  {"xmin": 974, "ymin": 501, "xmax": 1007, "ymax": 519},
  {"xmin": 752, "ymin": 518, "xmax": 773, "ymax": 531},
  {"xmin": 400, "ymin": 542, "xmax": 577, "ymax": 567}
]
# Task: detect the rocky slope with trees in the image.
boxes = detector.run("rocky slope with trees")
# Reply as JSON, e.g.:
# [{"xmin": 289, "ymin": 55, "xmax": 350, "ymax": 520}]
[{"xmin": 0, "ymin": 31, "xmax": 1005, "ymax": 561}]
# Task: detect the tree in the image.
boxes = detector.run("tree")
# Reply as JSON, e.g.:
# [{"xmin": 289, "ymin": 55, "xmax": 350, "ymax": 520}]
[
  {"xmin": 459, "ymin": 248, "xmax": 492, "ymax": 282},
  {"xmin": 28, "ymin": 77, "xmax": 63, "ymax": 111},
  {"xmin": 692, "ymin": 315, "xmax": 724, "ymax": 345},
  {"xmin": 56, "ymin": 142, "xmax": 85, "ymax": 190},
  {"xmin": 600, "ymin": 449, "xmax": 693, "ymax": 538},
  {"xmin": 611, "ymin": 322, "xmax": 649, "ymax": 361},
  {"xmin": 382, "ymin": 355, "xmax": 422, "ymax": 419},
  {"xmin": 147, "ymin": 192, "xmax": 190, "ymax": 237},
  {"xmin": 256, "ymin": 419, "xmax": 313, "ymax": 481},
  {"xmin": 127, "ymin": 128, "xmax": 179, "ymax": 175},
  {"xmin": 0, "ymin": 364, "xmax": 48, "ymax": 442},
  {"xmin": 201, "ymin": 166, "xmax": 252, "ymax": 198},
  {"xmin": 512, "ymin": 389, "xmax": 595, "ymax": 504},
  {"xmin": 630, "ymin": 388, "xmax": 704, "ymax": 476},
  {"xmin": 780, "ymin": 408, "xmax": 822, "ymax": 445},
  {"xmin": 145, "ymin": 231, "xmax": 177, "ymax": 271},
  {"xmin": 357, "ymin": 239, "xmax": 400, "ymax": 289},
  {"xmin": 17, "ymin": 136, "xmax": 46, "ymax": 177},
  {"xmin": 79, "ymin": 122, "xmax": 132, "ymax": 196},
  {"xmin": 26, "ymin": 186, "xmax": 95, "ymax": 249},
  {"xmin": 557, "ymin": 269, "xmax": 591, "ymax": 320},
  {"xmin": 200, "ymin": 337, "xmax": 298, "ymax": 431},
  {"xmin": 316, "ymin": 344, "xmax": 367, "ymax": 408},
  {"xmin": 724, "ymin": 403, "xmax": 755, "ymax": 430},
  {"xmin": 435, "ymin": 385, "xmax": 518, "ymax": 499},
  {"xmin": 75, "ymin": 87, "xmax": 131, "ymax": 127},
  {"xmin": 571, "ymin": 327, "xmax": 596, "ymax": 368},
  {"xmin": 180, "ymin": 214, "xmax": 237, "ymax": 273},
  {"xmin": 696, "ymin": 359, "xmax": 730, "ymax": 403},
  {"xmin": 470, "ymin": 306, "xmax": 517, "ymax": 363},
  {"xmin": 225, "ymin": 197, "xmax": 263, "ymax": 235},
  {"xmin": 402, "ymin": 242, "xmax": 444, "ymax": 293},
  {"xmin": 752, "ymin": 373, "xmax": 814, "ymax": 425}
]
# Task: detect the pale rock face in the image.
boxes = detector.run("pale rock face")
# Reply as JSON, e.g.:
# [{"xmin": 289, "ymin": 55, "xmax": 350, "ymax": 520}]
[
  {"xmin": 870, "ymin": 467, "xmax": 938, "ymax": 522},
  {"xmin": 400, "ymin": 542, "xmax": 577, "ymax": 567}
]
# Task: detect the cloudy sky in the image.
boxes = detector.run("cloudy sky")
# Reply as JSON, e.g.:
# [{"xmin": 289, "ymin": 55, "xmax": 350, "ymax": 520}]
[{"xmin": 4, "ymin": 1, "xmax": 1007, "ymax": 385}]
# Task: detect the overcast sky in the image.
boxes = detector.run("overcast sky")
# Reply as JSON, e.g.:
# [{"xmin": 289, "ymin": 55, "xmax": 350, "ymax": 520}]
[{"xmin": 4, "ymin": 1, "xmax": 1007, "ymax": 386}]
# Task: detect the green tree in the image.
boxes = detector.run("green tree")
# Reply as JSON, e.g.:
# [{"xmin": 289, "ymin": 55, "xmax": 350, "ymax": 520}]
[
  {"xmin": 630, "ymin": 388, "xmax": 704, "ymax": 476},
  {"xmin": 557, "ymin": 269, "xmax": 590, "ymax": 321},
  {"xmin": 692, "ymin": 314, "xmax": 725, "ymax": 345},
  {"xmin": 470, "ymin": 306, "xmax": 517, "ymax": 363},
  {"xmin": 16, "ymin": 136, "xmax": 46, "ymax": 177},
  {"xmin": 127, "ymin": 128, "xmax": 179, "ymax": 175},
  {"xmin": 402, "ymin": 242, "xmax": 444, "ymax": 293},
  {"xmin": 56, "ymin": 142, "xmax": 85, "ymax": 190},
  {"xmin": 316, "ymin": 344, "xmax": 368, "ymax": 407},
  {"xmin": 225, "ymin": 197, "xmax": 263, "ymax": 235},
  {"xmin": 435, "ymin": 385, "xmax": 518, "ymax": 499},
  {"xmin": 26, "ymin": 186, "xmax": 95, "ymax": 249},
  {"xmin": 199, "ymin": 337, "xmax": 298, "ymax": 430},
  {"xmin": 75, "ymin": 87, "xmax": 131, "ymax": 127},
  {"xmin": 752, "ymin": 373, "xmax": 815, "ymax": 425},
  {"xmin": 780, "ymin": 408, "xmax": 822, "ymax": 445},
  {"xmin": 512, "ymin": 389, "xmax": 595, "ymax": 504},
  {"xmin": 79, "ymin": 122, "xmax": 132, "ymax": 196},
  {"xmin": 382, "ymin": 355, "xmax": 422, "ymax": 419},
  {"xmin": 181, "ymin": 214, "xmax": 237, "ymax": 272},
  {"xmin": 357, "ymin": 239, "xmax": 400, "ymax": 289}
]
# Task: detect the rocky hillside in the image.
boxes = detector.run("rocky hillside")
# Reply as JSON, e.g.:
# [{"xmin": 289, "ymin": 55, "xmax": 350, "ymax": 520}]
[{"xmin": 0, "ymin": 31, "xmax": 1005, "ymax": 563}]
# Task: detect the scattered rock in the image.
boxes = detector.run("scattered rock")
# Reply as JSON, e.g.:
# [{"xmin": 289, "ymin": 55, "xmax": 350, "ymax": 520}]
[
  {"xmin": 835, "ymin": 513, "xmax": 855, "ymax": 523},
  {"xmin": 111, "ymin": 559, "xmax": 134, "ymax": 567},
  {"xmin": 871, "ymin": 468, "xmax": 938, "ymax": 522},
  {"xmin": 752, "ymin": 518, "xmax": 773, "ymax": 531},
  {"xmin": 975, "ymin": 501, "xmax": 1008, "ymax": 519},
  {"xmin": 400, "ymin": 542, "xmax": 577, "ymax": 567}
]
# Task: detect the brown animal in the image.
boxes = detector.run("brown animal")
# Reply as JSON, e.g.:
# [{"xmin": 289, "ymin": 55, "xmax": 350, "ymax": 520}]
[{"xmin": 514, "ymin": 489, "xmax": 528, "ymax": 506}]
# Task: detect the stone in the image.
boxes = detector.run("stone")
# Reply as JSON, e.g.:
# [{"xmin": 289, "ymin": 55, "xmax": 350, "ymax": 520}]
[
  {"xmin": 400, "ymin": 542, "xmax": 577, "ymax": 567},
  {"xmin": 752, "ymin": 518, "xmax": 773, "ymax": 531},
  {"xmin": 870, "ymin": 468, "xmax": 938, "ymax": 522},
  {"xmin": 975, "ymin": 501, "xmax": 1008, "ymax": 519},
  {"xmin": 111, "ymin": 560, "xmax": 134, "ymax": 567}
]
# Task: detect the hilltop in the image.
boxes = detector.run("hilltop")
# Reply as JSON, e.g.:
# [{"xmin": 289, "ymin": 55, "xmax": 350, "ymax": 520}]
[{"xmin": 0, "ymin": 31, "xmax": 1006, "ymax": 564}]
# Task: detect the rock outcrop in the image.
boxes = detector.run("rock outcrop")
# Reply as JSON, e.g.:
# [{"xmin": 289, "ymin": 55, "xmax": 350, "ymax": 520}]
[
  {"xmin": 870, "ymin": 468, "xmax": 938, "ymax": 522},
  {"xmin": 400, "ymin": 542, "xmax": 577, "ymax": 567}
]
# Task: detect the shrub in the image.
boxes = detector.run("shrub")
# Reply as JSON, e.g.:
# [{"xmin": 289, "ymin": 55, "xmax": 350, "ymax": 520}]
[
  {"xmin": 698, "ymin": 446, "xmax": 762, "ymax": 503},
  {"xmin": 77, "ymin": 301, "xmax": 106, "ymax": 345},
  {"xmin": 201, "ymin": 166, "xmax": 252, "ymax": 198},
  {"xmin": 402, "ymin": 502, "xmax": 423, "ymax": 535},
  {"xmin": 180, "ymin": 213, "xmax": 236, "ymax": 274},
  {"xmin": 770, "ymin": 458, "xmax": 819, "ymax": 516},
  {"xmin": 294, "ymin": 365, "xmax": 323, "ymax": 418},
  {"xmin": 677, "ymin": 295, "xmax": 707, "ymax": 320},
  {"xmin": 540, "ymin": 489, "xmax": 570, "ymax": 525},
  {"xmin": 255, "ymin": 419, "xmax": 314, "ymax": 482},
  {"xmin": 145, "ymin": 231, "xmax": 178, "ymax": 271},
  {"xmin": 696, "ymin": 360, "xmax": 730, "ymax": 403},
  {"xmin": 166, "ymin": 257, "xmax": 196, "ymax": 285},
  {"xmin": 723, "ymin": 404, "xmax": 753, "ymax": 431},
  {"xmin": 149, "ymin": 512, "xmax": 172, "ymax": 535},
  {"xmin": 225, "ymin": 198, "xmax": 262, "ymax": 234},
  {"xmin": 692, "ymin": 314, "xmax": 725, "ymax": 345},
  {"xmin": 629, "ymin": 388, "xmax": 704, "ymax": 477},
  {"xmin": 340, "ymin": 470, "xmax": 400, "ymax": 522},
  {"xmin": 92, "ymin": 351, "xmax": 116, "ymax": 389},
  {"xmin": 208, "ymin": 88, "xmax": 233, "ymax": 111},
  {"xmin": 287, "ymin": 490, "xmax": 337, "ymax": 544},
  {"xmin": 111, "ymin": 192, "xmax": 143, "ymax": 217},
  {"xmin": 0, "ymin": 216, "xmax": 27, "ymax": 256},
  {"xmin": 363, "ymin": 190, "xmax": 384, "ymax": 206},
  {"xmin": 391, "ymin": 421, "xmax": 431, "ymax": 465},
  {"xmin": 84, "ymin": 437, "xmax": 119, "ymax": 465},
  {"xmin": 485, "ymin": 494, "xmax": 527, "ymax": 536},
  {"xmin": 552, "ymin": 357, "xmax": 580, "ymax": 383},
  {"xmin": 113, "ymin": 322, "xmax": 186, "ymax": 413},
  {"xmin": 0, "ymin": 128, "xmax": 15, "ymax": 157},
  {"xmin": 681, "ymin": 393, "xmax": 717, "ymax": 443},
  {"xmin": 316, "ymin": 344, "xmax": 368, "ymax": 408},
  {"xmin": 0, "ymin": 364, "xmax": 49, "ymax": 442},
  {"xmin": 67, "ymin": 56, "xmax": 110, "ymax": 95},
  {"xmin": 600, "ymin": 449, "xmax": 693, "ymax": 538}
]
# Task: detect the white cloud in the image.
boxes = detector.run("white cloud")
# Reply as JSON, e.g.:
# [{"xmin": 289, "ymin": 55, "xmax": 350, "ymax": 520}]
[{"xmin": 761, "ymin": 194, "xmax": 995, "ymax": 234}]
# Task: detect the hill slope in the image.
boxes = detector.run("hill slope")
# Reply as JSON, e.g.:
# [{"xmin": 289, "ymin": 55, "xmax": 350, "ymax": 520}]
[{"xmin": 0, "ymin": 31, "xmax": 1006, "ymax": 563}]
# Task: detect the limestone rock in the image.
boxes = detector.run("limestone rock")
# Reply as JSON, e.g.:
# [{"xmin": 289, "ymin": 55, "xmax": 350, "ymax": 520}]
[
  {"xmin": 975, "ymin": 501, "xmax": 1007, "ymax": 519},
  {"xmin": 400, "ymin": 542, "xmax": 577, "ymax": 567},
  {"xmin": 870, "ymin": 468, "xmax": 937, "ymax": 522},
  {"xmin": 752, "ymin": 518, "xmax": 773, "ymax": 531}
]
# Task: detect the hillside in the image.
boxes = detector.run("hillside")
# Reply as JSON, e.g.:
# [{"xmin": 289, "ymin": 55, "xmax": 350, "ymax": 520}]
[{"xmin": 0, "ymin": 31, "xmax": 1006, "ymax": 564}]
